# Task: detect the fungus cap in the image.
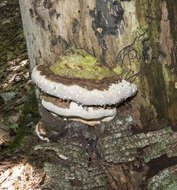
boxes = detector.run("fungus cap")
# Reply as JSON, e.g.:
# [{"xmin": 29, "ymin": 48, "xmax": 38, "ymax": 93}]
[
  {"xmin": 42, "ymin": 96, "xmax": 117, "ymax": 121},
  {"xmin": 31, "ymin": 49, "xmax": 137, "ymax": 105}
]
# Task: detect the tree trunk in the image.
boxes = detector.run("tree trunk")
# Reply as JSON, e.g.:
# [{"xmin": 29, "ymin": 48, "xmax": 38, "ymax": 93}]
[{"xmin": 19, "ymin": 0, "xmax": 177, "ymax": 189}]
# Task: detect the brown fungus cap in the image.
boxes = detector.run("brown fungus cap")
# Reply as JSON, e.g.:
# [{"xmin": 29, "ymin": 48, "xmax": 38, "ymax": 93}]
[
  {"xmin": 31, "ymin": 49, "xmax": 137, "ymax": 106},
  {"xmin": 37, "ymin": 49, "xmax": 121, "ymax": 91}
]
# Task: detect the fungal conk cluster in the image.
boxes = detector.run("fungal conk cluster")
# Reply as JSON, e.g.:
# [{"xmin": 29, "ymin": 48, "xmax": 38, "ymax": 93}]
[{"xmin": 32, "ymin": 49, "xmax": 137, "ymax": 125}]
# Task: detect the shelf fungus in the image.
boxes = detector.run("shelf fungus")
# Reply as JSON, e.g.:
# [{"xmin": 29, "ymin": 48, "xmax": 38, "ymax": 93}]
[{"xmin": 32, "ymin": 49, "xmax": 137, "ymax": 124}]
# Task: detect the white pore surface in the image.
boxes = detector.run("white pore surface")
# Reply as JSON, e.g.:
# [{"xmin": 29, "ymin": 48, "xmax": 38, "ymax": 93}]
[
  {"xmin": 42, "ymin": 99, "xmax": 117, "ymax": 120},
  {"xmin": 32, "ymin": 66, "xmax": 137, "ymax": 105}
]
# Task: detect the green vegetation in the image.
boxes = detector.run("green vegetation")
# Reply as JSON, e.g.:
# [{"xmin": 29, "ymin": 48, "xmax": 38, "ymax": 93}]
[
  {"xmin": 8, "ymin": 85, "xmax": 39, "ymax": 152},
  {"xmin": 50, "ymin": 49, "xmax": 118, "ymax": 80}
]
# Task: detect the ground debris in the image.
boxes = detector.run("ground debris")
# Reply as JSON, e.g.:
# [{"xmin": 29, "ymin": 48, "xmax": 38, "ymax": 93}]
[{"xmin": 0, "ymin": 157, "xmax": 45, "ymax": 190}]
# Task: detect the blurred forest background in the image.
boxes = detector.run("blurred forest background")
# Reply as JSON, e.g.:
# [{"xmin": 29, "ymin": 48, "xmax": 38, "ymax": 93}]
[{"xmin": 0, "ymin": 0, "xmax": 46, "ymax": 189}]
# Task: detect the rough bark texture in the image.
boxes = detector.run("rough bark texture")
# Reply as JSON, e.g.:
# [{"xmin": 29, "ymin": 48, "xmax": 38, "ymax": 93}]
[
  {"xmin": 19, "ymin": 0, "xmax": 177, "ymax": 189},
  {"xmin": 33, "ymin": 108, "xmax": 177, "ymax": 189}
]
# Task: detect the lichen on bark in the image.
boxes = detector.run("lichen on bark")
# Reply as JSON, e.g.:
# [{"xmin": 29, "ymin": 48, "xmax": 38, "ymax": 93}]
[
  {"xmin": 147, "ymin": 165, "xmax": 177, "ymax": 190},
  {"xmin": 97, "ymin": 111, "xmax": 177, "ymax": 164},
  {"xmin": 35, "ymin": 139, "xmax": 108, "ymax": 189}
]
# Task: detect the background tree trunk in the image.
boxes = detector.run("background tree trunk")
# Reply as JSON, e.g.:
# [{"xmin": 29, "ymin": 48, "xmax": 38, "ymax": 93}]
[
  {"xmin": 19, "ymin": 0, "xmax": 177, "ymax": 127},
  {"xmin": 19, "ymin": 0, "xmax": 177, "ymax": 189}
]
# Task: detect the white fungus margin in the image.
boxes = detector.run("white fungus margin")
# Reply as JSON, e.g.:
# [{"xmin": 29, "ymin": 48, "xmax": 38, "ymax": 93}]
[
  {"xmin": 42, "ymin": 99, "xmax": 117, "ymax": 121},
  {"xmin": 32, "ymin": 66, "xmax": 137, "ymax": 106}
]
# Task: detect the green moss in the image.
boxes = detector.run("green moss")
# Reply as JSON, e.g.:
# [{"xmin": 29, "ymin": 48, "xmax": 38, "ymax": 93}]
[
  {"xmin": 147, "ymin": 0, "xmax": 168, "ymax": 120},
  {"xmin": 166, "ymin": 0, "xmax": 177, "ymax": 41},
  {"xmin": 50, "ymin": 49, "xmax": 118, "ymax": 80},
  {"xmin": 135, "ymin": 0, "xmax": 148, "ymax": 28},
  {"xmin": 113, "ymin": 65, "xmax": 123, "ymax": 75},
  {"xmin": 135, "ymin": 0, "xmax": 169, "ymax": 121}
]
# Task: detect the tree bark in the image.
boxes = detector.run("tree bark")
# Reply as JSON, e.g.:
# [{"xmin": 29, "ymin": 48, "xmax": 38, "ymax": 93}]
[{"xmin": 19, "ymin": 0, "xmax": 177, "ymax": 189}]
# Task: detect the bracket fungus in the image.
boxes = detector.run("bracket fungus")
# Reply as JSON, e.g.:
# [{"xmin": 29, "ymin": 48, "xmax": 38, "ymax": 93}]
[{"xmin": 32, "ymin": 49, "xmax": 137, "ymax": 124}]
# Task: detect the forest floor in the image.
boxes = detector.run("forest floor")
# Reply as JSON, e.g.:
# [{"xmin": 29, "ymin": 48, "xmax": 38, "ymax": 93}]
[{"xmin": 0, "ymin": 0, "xmax": 47, "ymax": 189}]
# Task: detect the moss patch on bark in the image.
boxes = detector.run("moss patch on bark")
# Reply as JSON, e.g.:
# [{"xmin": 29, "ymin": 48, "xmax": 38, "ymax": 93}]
[{"xmin": 50, "ymin": 49, "xmax": 118, "ymax": 80}]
